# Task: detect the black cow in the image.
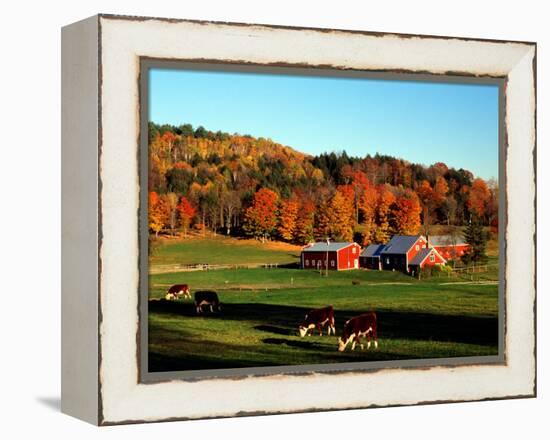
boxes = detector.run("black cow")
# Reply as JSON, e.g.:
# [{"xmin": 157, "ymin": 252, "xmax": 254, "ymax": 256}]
[
  {"xmin": 299, "ymin": 305, "xmax": 336, "ymax": 337},
  {"xmin": 194, "ymin": 290, "xmax": 221, "ymax": 314},
  {"xmin": 338, "ymin": 312, "xmax": 378, "ymax": 351}
]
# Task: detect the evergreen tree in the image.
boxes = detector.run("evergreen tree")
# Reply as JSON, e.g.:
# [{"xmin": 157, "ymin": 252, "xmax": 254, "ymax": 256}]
[{"xmin": 462, "ymin": 219, "xmax": 488, "ymax": 263}]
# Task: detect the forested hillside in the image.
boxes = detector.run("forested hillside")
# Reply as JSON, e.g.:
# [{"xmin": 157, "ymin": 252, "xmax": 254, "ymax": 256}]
[{"xmin": 148, "ymin": 122, "xmax": 498, "ymax": 245}]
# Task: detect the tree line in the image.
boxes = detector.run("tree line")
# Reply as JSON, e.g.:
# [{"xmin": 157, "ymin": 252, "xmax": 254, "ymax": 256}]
[{"xmin": 148, "ymin": 122, "xmax": 498, "ymax": 248}]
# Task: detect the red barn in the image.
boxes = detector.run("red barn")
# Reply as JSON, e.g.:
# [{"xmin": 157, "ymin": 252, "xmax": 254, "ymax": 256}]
[
  {"xmin": 380, "ymin": 235, "xmax": 429, "ymax": 273},
  {"xmin": 379, "ymin": 235, "xmax": 446, "ymax": 274},
  {"xmin": 428, "ymin": 235, "xmax": 470, "ymax": 261},
  {"xmin": 408, "ymin": 247, "xmax": 447, "ymax": 274},
  {"xmin": 301, "ymin": 242, "xmax": 361, "ymax": 271}
]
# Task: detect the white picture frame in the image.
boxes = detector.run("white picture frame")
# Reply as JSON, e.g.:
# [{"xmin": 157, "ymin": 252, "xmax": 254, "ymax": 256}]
[{"xmin": 61, "ymin": 14, "xmax": 536, "ymax": 425}]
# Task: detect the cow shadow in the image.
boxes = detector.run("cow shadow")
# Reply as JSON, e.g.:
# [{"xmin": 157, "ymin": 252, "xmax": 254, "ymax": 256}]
[
  {"xmin": 148, "ymin": 298, "xmax": 201, "ymax": 316},
  {"xmin": 262, "ymin": 338, "xmax": 318, "ymax": 349},
  {"xmin": 254, "ymin": 325, "xmax": 293, "ymax": 336}
]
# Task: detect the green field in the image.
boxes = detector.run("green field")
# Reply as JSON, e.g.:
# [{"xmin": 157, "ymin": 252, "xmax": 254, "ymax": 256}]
[
  {"xmin": 148, "ymin": 237, "xmax": 499, "ymax": 372},
  {"xmin": 150, "ymin": 235, "xmax": 301, "ymax": 266}
]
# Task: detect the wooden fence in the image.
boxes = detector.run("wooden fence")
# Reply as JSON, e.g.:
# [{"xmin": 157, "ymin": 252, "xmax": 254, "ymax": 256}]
[
  {"xmin": 451, "ymin": 264, "xmax": 490, "ymax": 274},
  {"xmin": 150, "ymin": 262, "xmax": 286, "ymax": 275}
]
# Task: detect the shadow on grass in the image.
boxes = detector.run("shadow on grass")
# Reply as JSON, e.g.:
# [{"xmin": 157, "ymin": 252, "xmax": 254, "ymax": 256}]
[
  {"xmin": 149, "ymin": 336, "xmax": 406, "ymax": 372},
  {"xmin": 148, "ymin": 300, "xmax": 498, "ymax": 346},
  {"xmin": 262, "ymin": 337, "xmax": 321, "ymax": 349},
  {"xmin": 148, "ymin": 352, "xmax": 278, "ymax": 372},
  {"xmin": 254, "ymin": 324, "xmax": 293, "ymax": 336},
  {"xmin": 278, "ymin": 262, "xmax": 300, "ymax": 269}
]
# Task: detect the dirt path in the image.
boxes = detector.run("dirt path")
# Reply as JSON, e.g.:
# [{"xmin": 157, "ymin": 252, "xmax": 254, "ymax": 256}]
[{"xmin": 438, "ymin": 281, "xmax": 498, "ymax": 286}]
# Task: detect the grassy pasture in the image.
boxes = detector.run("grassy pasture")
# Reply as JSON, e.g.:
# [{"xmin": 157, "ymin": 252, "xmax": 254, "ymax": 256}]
[
  {"xmin": 148, "ymin": 236, "xmax": 500, "ymax": 373},
  {"xmin": 150, "ymin": 235, "xmax": 301, "ymax": 266}
]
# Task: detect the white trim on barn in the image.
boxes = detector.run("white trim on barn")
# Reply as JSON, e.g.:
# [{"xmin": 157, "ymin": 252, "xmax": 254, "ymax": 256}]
[{"xmin": 411, "ymin": 247, "xmax": 447, "ymax": 267}]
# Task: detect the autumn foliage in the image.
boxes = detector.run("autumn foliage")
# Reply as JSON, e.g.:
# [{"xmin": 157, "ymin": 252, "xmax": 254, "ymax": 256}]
[
  {"xmin": 148, "ymin": 191, "xmax": 169, "ymax": 237},
  {"xmin": 393, "ymin": 189, "xmax": 422, "ymax": 235},
  {"xmin": 176, "ymin": 196, "xmax": 196, "ymax": 237},
  {"xmin": 277, "ymin": 198, "xmax": 300, "ymax": 241},
  {"xmin": 467, "ymin": 178, "xmax": 491, "ymax": 219},
  {"xmin": 243, "ymin": 188, "xmax": 279, "ymax": 242},
  {"xmin": 147, "ymin": 122, "xmax": 498, "ymax": 244}
]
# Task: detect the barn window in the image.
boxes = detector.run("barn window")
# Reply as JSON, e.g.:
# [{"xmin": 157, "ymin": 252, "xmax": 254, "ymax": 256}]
[
  {"xmin": 305, "ymin": 259, "xmax": 309, "ymax": 266},
  {"xmin": 415, "ymin": 245, "xmax": 419, "ymax": 251},
  {"xmin": 386, "ymin": 258, "xmax": 390, "ymax": 265},
  {"xmin": 331, "ymin": 260, "xmax": 335, "ymax": 267},
  {"xmin": 430, "ymin": 254, "xmax": 435, "ymax": 262}
]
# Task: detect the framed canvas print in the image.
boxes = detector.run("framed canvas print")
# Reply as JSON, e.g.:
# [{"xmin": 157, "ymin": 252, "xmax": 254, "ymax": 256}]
[{"xmin": 61, "ymin": 14, "xmax": 536, "ymax": 425}]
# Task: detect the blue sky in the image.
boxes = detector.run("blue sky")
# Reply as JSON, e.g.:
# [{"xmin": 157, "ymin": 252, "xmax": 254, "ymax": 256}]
[{"xmin": 149, "ymin": 68, "xmax": 499, "ymax": 180}]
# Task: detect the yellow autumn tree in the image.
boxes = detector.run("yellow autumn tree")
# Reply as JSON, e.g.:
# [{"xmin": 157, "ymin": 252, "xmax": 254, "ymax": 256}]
[
  {"xmin": 277, "ymin": 197, "xmax": 300, "ymax": 241},
  {"xmin": 374, "ymin": 185, "xmax": 396, "ymax": 243},
  {"xmin": 327, "ymin": 187, "xmax": 355, "ymax": 241},
  {"xmin": 359, "ymin": 182, "xmax": 379, "ymax": 245},
  {"xmin": 149, "ymin": 191, "xmax": 170, "ymax": 237}
]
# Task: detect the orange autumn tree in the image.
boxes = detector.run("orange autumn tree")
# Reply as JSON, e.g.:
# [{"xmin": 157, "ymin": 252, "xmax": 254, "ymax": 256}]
[
  {"xmin": 393, "ymin": 189, "xmax": 422, "ymax": 235},
  {"xmin": 467, "ymin": 178, "xmax": 491, "ymax": 219},
  {"xmin": 358, "ymin": 182, "xmax": 379, "ymax": 245},
  {"xmin": 341, "ymin": 169, "xmax": 369, "ymax": 222},
  {"xmin": 294, "ymin": 199, "xmax": 315, "ymax": 244},
  {"xmin": 243, "ymin": 188, "xmax": 279, "ymax": 242},
  {"xmin": 277, "ymin": 197, "xmax": 300, "ymax": 241},
  {"xmin": 416, "ymin": 179, "xmax": 435, "ymax": 233},
  {"xmin": 433, "ymin": 176, "xmax": 449, "ymax": 205},
  {"xmin": 176, "ymin": 196, "xmax": 196, "ymax": 237},
  {"xmin": 148, "ymin": 191, "xmax": 170, "ymax": 237},
  {"xmin": 314, "ymin": 199, "xmax": 332, "ymax": 240},
  {"xmin": 374, "ymin": 185, "xmax": 396, "ymax": 243}
]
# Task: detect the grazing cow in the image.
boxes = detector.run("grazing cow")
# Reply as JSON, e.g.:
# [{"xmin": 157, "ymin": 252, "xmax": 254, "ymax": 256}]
[
  {"xmin": 299, "ymin": 305, "xmax": 336, "ymax": 337},
  {"xmin": 164, "ymin": 292, "xmax": 177, "ymax": 301},
  {"xmin": 194, "ymin": 290, "xmax": 221, "ymax": 314},
  {"xmin": 338, "ymin": 312, "xmax": 378, "ymax": 351},
  {"xmin": 166, "ymin": 284, "xmax": 191, "ymax": 300}
]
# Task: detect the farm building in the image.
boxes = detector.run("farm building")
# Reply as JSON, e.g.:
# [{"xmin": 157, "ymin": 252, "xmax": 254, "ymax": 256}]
[
  {"xmin": 301, "ymin": 242, "xmax": 361, "ymax": 271},
  {"xmin": 408, "ymin": 247, "xmax": 447, "ymax": 275},
  {"xmin": 359, "ymin": 244, "xmax": 385, "ymax": 270},
  {"xmin": 379, "ymin": 235, "xmax": 446, "ymax": 273},
  {"xmin": 428, "ymin": 235, "xmax": 470, "ymax": 261}
]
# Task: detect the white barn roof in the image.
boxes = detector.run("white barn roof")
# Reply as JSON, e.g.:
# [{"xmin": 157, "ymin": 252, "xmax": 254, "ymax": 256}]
[
  {"xmin": 302, "ymin": 242, "xmax": 358, "ymax": 252},
  {"xmin": 428, "ymin": 235, "xmax": 467, "ymax": 246}
]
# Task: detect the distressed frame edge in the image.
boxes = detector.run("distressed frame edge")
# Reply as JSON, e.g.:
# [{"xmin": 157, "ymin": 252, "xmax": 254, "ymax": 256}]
[
  {"xmin": 61, "ymin": 14, "xmax": 101, "ymax": 425},
  {"xmin": 93, "ymin": 15, "xmax": 537, "ymax": 425},
  {"xmin": 97, "ymin": 12, "xmax": 537, "ymax": 47},
  {"xmin": 137, "ymin": 59, "xmax": 507, "ymax": 384}
]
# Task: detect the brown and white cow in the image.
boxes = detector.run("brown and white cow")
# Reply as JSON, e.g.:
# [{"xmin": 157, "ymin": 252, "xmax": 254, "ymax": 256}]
[
  {"xmin": 194, "ymin": 290, "xmax": 221, "ymax": 314},
  {"xmin": 299, "ymin": 305, "xmax": 336, "ymax": 337},
  {"xmin": 337, "ymin": 312, "xmax": 378, "ymax": 351},
  {"xmin": 165, "ymin": 284, "xmax": 191, "ymax": 300}
]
